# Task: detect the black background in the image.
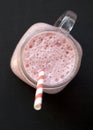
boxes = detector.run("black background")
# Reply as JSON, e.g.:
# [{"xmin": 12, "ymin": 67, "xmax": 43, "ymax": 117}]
[{"xmin": 0, "ymin": 0, "xmax": 93, "ymax": 130}]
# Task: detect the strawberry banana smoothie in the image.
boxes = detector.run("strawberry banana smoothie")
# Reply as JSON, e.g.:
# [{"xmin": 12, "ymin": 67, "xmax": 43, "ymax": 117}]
[{"xmin": 21, "ymin": 31, "xmax": 78, "ymax": 87}]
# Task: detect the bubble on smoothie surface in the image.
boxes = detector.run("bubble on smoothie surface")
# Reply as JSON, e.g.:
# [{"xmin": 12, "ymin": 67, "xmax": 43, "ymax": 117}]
[{"xmin": 22, "ymin": 31, "xmax": 76, "ymax": 86}]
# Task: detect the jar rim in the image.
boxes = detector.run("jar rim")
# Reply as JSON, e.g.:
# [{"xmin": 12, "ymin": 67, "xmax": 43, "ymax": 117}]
[{"xmin": 19, "ymin": 30, "xmax": 81, "ymax": 89}]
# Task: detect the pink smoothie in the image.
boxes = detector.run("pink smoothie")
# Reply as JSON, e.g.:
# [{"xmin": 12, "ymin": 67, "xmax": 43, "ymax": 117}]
[{"xmin": 21, "ymin": 31, "xmax": 77, "ymax": 86}]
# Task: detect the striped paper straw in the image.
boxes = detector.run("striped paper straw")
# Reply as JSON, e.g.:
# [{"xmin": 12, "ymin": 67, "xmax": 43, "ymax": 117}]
[{"xmin": 34, "ymin": 69, "xmax": 44, "ymax": 110}]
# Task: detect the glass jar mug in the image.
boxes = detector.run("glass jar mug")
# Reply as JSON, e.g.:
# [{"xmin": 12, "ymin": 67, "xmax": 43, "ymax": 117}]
[{"xmin": 10, "ymin": 11, "xmax": 82, "ymax": 94}]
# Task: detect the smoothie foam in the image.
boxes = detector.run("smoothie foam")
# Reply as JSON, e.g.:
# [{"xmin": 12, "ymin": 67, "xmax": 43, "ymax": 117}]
[{"xmin": 21, "ymin": 31, "xmax": 77, "ymax": 86}]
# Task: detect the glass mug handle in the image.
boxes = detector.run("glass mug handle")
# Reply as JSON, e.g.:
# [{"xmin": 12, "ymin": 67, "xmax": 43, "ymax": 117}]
[{"xmin": 54, "ymin": 10, "xmax": 77, "ymax": 33}]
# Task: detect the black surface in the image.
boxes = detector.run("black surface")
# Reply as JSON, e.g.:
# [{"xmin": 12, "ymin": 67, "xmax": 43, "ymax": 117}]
[{"xmin": 0, "ymin": 0, "xmax": 93, "ymax": 130}]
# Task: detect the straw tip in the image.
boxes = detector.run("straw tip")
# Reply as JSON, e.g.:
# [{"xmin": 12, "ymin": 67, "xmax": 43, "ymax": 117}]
[{"xmin": 34, "ymin": 104, "xmax": 42, "ymax": 111}]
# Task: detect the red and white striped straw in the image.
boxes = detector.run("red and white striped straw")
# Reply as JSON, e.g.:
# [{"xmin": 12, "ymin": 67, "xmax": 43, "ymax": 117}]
[{"xmin": 34, "ymin": 69, "xmax": 44, "ymax": 110}]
